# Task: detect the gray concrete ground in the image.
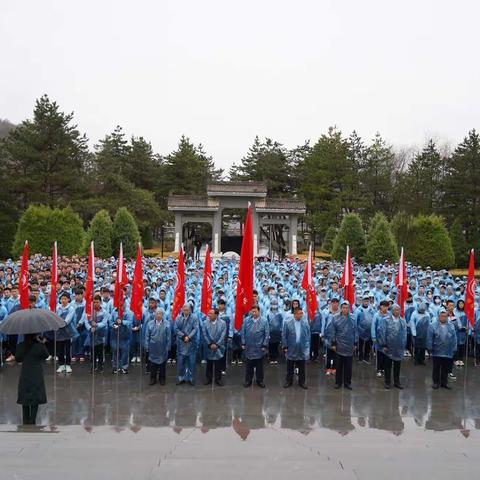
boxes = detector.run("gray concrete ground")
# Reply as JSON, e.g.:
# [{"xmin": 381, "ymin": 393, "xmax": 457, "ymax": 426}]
[{"xmin": 1, "ymin": 358, "xmax": 480, "ymax": 479}]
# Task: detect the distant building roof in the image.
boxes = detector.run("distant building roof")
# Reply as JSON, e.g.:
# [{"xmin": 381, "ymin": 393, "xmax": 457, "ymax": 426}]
[
  {"xmin": 207, "ymin": 181, "xmax": 267, "ymax": 197},
  {"xmin": 255, "ymin": 198, "xmax": 306, "ymax": 214},
  {"xmin": 168, "ymin": 195, "xmax": 218, "ymax": 211}
]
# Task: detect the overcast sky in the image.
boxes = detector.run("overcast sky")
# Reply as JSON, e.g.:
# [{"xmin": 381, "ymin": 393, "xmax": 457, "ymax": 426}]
[{"xmin": 1, "ymin": 0, "xmax": 479, "ymax": 170}]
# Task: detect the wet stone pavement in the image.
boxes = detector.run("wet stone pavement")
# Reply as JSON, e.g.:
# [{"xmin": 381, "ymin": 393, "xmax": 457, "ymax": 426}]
[{"xmin": 1, "ymin": 358, "xmax": 480, "ymax": 479}]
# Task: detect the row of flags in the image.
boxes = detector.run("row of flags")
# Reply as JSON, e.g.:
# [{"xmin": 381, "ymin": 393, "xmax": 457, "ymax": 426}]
[{"xmin": 16, "ymin": 226, "xmax": 478, "ymax": 327}]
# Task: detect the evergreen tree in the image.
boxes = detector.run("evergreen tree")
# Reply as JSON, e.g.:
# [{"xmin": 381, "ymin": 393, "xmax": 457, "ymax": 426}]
[
  {"xmin": 450, "ymin": 219, "xmax": 468, "ymax": 268},
  {"xmin": 86, "ymin": 210, "xmax": 113, "ymax": 258},
  {"xmin": 230, "ymin": 136, "xmax": 293, "ymax": 195},
  {"xmin": 321, "ymin": 226, "xmax": 337, "ymax": 254},
  {"xmin": 1, "ymin": 95, "xmax": 88, "ymax": 210},
  {"xmin": 13, "ymin": 205, "xmax": 84, "ymax": 256},
  {"xmin": 300, "ymin": 127, "xmax": 362, "ymax": 237},
  {"xmin": 112, "ymin": 207, "xmax": 141, "ymax": 259},
  {"xmin": 409, "ymin": 215, "xmax": 455, "ymax": 269},
  {"xmin": 443, "ymin": 130, "xmax": 480, "ymax": 250},
  {"xmin": 359, "ymin": 133, "xmax": 395, "ymax": 217},
  {"xmin": 331, "ymin": 213, "xmax": 366, "ymax": 261},
  {"xmin": 365, "ymin": 214, "xmax": 398, "ymax": 264},
  {"xmin": 390, "ymin": 211, "xmax": 414, "ymax": 253}
]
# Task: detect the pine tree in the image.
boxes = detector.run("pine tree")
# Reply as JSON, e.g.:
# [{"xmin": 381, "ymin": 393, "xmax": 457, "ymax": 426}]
[
  {"xmin": 450, "ymin": 219, "xmax": 468, "ymax": 268},
  {"xmin": 86, "ymin": 210, "xmax": 113, "ymax": 258},
  {"xmin": 409, "ymin": 215, "xmax": 455, "ymax": 269},
  {"xmin": 331, "ymin": 213, "xmax": 366, "ymax": 261},
  {"xmin": 112, "ymin": 207, "xmax": 141, "ymax": 259},
  {"xmin": 390, "ymin": 211, "xmax": 414, "ymax": 253},
  {"xmin": 365, "ymin": 214, "xmax": 398, "ymax": 264}
]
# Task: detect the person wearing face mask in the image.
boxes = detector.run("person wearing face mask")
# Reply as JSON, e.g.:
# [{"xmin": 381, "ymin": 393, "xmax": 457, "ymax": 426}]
[
  {"xmin": 404, "ymin": 294, "xmax": 416, "ymax": 357},
  {"xmin": 411, "ymin": 303, "xmax": 430, "ymax": 365},
  {"xmin": 267, "ymin": 299, "xmax": 283, "ymax": 364},
  {"xmin": 453, "ymin": 299, "xmax": 468, "ymax": 367},
  {"xmin": 431, "ymin": 295, "xmax": 443, "ymax": 318},
  {"xmin": 355, "ymin": 295, "xmax": 374, "ymax": 364},
  {"xmin": 445, "ymin": 300, "xmax": 459, "ymax": 380}
]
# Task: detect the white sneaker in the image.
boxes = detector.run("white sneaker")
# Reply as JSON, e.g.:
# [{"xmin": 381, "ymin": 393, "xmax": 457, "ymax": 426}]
[
  {"xmin": 56, "ymin": 365, "xmax": 66, "ymax": 373},
  {"xmin": 65, "ymin": 365, "xmax": 73, "ymax": 373},
  {"xmin": 46, "ymin": 355, "xmax": 53, "ymax": 362}
]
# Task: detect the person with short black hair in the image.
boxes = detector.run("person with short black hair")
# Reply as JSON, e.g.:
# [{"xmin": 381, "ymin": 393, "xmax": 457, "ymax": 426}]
[{"xmin": 203, "ymin": 308, "xmax": 226, "ymax": 386}]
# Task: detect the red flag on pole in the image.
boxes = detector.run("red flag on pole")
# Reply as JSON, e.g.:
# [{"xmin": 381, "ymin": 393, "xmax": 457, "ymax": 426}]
[
  {"xmin": 85, "ymin": 241, "xmax": 95, "ymax": 319},
  {"xmin": 49, "ymin": 241, "xmax": 58, "ymax": 312},
  {"xmin": 201, "ymin": 245, "xmax": 212, "ymax": 316},
  {"xmin": 340, "ymin": 245, "xmax": 355, "ymax": 312},
  {"xmin": 130, "ymin": 243, "xmax": 144, "ymax": 321},
  {"xmin": 19, "ymin": 240, "xmax": 29, "ymax": 310},
  {"xmin": 394, "ymin": 247, "xmax": 408, "ymax": 317},
  {"xmin": 171, "ymin": 246, "xmax": 185, "ymax": 321},
  {"xmin": 301, "ymin": 243, "xmax": 318, "ymax": 321},
  {"xmin": 234, "ymin": 204, "xmax": 254, "ymax": 330},
  {"xmin": 465, "ymin": 249, "xmax": 476, "ymax": 327},
  {"xmin": 113, "ymin": 243, "xmax": 128, "ymax": 319}
]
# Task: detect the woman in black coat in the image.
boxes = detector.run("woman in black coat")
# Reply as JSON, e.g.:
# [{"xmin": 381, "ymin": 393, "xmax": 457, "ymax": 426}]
[{"xmin": 16, "ymin": 334, "xmax": 49, "ymax": 425}]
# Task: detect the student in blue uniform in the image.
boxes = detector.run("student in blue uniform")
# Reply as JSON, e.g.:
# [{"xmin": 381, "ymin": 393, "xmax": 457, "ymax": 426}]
[
  {"xmin": 202, "ymin": 308, "xmax": 226, "ymax": 386},
  {"xmin": 71, "ymin": 287, "xmax": 87, "ymax": 363},
  {"xmin": 217, "ymin": 299, "xmax": 232, "ymax": 372},
  {"xmin": 55, "ymin": 292, "xmax": 77, "ymax": 374},
  {"xmin": 372, "ymin": 300, "xmax": 390, "ymax": 378},
  {"xmin": 110, "ymin": 308, "xmax": 133, "ymax": 374},
  {"xmin": 412, "ymin": 303, "xmax": 430, "ymax": 365},
  {"xmin": 146, "ymin": 309, "xmax": 171, "ymax": 385},
  {"xmin": 282, "ymin": 307, "xmax": 310, "ymax": 389},
  {"xmin": 355, "ymin": 295, "xmax": 374, "ymax": 363},
  {"xmin": 427, "ymin": 308, "xmax": 457, "ymax": 389},
  {"xmin": 377, "ymin": 304, "xmax": 407, "ymax": 389},
  {"xmin": 267, "ymin": 299, "xmax": 283, "ymax": 364},
  {"xmin": 241, "ymin": 305, "xmax": 269, "ymax": 388},
  {"xmin": 310, "ymin": 307, "xmax": 323, "ymax": 362},
  {"xmin": 174, "ymin": 304, "xmax": 199, "ymax": 386},
  {"xmin": 84, "ymin": 294, "xmax": 109, "ymax": 373}
]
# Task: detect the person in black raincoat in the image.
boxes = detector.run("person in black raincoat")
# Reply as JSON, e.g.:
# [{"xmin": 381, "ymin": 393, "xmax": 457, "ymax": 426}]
[{"xmin": 15, "ymin": 333, "xmax": 49, "ymax": 425}]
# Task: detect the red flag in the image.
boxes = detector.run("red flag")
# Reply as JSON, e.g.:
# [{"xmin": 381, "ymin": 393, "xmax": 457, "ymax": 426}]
[
  {"xmin": 85, "ymin": 241, "xmax": 95, "ymax": 319},
  {"xmin": 171, "ymin": 246, "xmax": 185, "ymax": 321},
  {"xmin": 234, "ymin": 205, "xmax": 254, "ymax": 330},
  {"xmin": 49, "ymin": 241, "xmax": 58, "ymax": 312},
  {"xmin": 19, "ymin": 240, "xmax": 29, "ymax": 310},
  {"xmin": 465, "ymin": 249, "xmax": 476, "ymax": 327},
  {"xmin": 394, "ymin": 247, "xmax": 408, "ymax": 317},
  {"xmin": 113, "ymin": 243, "xmax": 128, "ymax": 319},
  {"xmin": 130, "ymin": 243, "xmax": 144, "ymax": 321},
  {"xmin": 201, "ymin": 245, "xmax": 212, "ymax": 316},
  {"xmin": 301, "ymin": 244, "xmax": 318, "ymax": 321},
  {"xmin": 340, "ymin": 245, "xmax": 354, "ymax": 312}
]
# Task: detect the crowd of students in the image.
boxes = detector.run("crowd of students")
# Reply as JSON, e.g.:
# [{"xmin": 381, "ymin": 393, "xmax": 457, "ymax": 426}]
[{"xmin": 0, "ymin": 254, "xmax": 479, "ymax": 392}]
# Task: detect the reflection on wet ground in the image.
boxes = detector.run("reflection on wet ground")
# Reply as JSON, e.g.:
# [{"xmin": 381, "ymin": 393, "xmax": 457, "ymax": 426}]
[{"xmin": 1, "ymin": 360, "xmax": 480, "ymax": 479}]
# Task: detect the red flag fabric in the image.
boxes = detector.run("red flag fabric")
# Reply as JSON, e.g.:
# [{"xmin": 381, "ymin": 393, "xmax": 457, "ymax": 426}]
[
  {"xmin": 49, "ymin": 242, "xmax": 58, "ymax": 312},
  {"xmin": 340, "ymin": 246, "xmax": 354, "ymax": 312},
  {"xmin": 19, "ymin": 240, "xmax": 29, "ymax": 310},
  {"xmin": 113, "ymin": 243, "xmax": 128, "ymax": 319},
  {"xmin": 301, "ymin": 244, "xmax": 318, "ymax": 321},
  {"xmin": 465, "ymin": 249, "xmax": 476, "ymax": 327},
  {"xmin": 171, "ymin": 246, "xmax": 185, "ymax": 321},
  {"xmin": 130, "ymin": 243, "xmax": 144, "ymax": 321},
  {"xmin": 201, "ymin": 245, "xmax": 212, "ymax": 316},
  {"xmin": 85, "ymin": 242, "xmax": 95, "ymax": 319},
  {"xmin": 234, "ymin": 205, "xmax": 254, "ymax": 330},
  {"xmin": 394, "ymin": 247, "xmax": 408, "ymax": 317}
]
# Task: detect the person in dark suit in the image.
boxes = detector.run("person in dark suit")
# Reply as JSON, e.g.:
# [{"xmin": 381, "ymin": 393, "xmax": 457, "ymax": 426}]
[{"xmin": 15, "ymin": 334, "xmax": 49, "ymax": 425}]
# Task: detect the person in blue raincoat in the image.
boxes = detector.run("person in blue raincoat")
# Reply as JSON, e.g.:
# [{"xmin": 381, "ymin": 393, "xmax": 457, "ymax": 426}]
[
  {"xmin": 310, "ymin": 306, "xmax": 323, "ymax": 362},
  {"xmin": 412, "ymin": 303, "xmax": 430, "ymax": 365},
  {"xmin": 282, "ymin": 307, "xmax": 310, "ymax": 389},
  {"xmin": 71, "ymin": 287, "xmax": 87, "ymax": 362},
  {"xmin": 174, "ymin": 304, "xmax": 199, "ymax": 385},
  {"xmin": 142, "ymin": 297, "xmax": 158, "ymax": 372},
  {"xmin": 202, "ymin": 308, "xmax": 226, "ymax": 386},
  {"xmin": 110, "ymin": 308, "xmax": 133, "ymax": 374},
  {"xmin": 241, "ymin": 305, "xmax": 269, "ymax": 388},
  {"xmin": 325, "ymin": 301, "xmax": 357, "ymax": 390},
  {"xmin": 0, "ymin": 302, "xmax": 8, "ymax": 363},
  {"xmin": 372, "ymin": 300, "xmax": 390, "ymax": 378},
  {"xmin": 145, "ymin": 309, "xmax": 171, "ymax": 385},
  {"xmin": 217, "ymin": 299, "xmax": 233, "ymax": 372},
  {"xmin": 427, "ymin": 308, "xmax": 457, "ymax": 389},
  {"xmin": 267, "ymin": 299, "xmax": 283, "ymax": 364},
  {"xmin": 355, "ymin": 295, "xmax": 374, "ymax": 363},
  {"xmin": 474, "ymin": 308, "xmax": 480, "ymax": 367},
  {"xmin": 83, "ymin": 294, "xmax": 109, "ymax": 373},
  {"xmin": 377, "ymin": 304, "xmax": 407, "ymax": 389},
  {"xmin": 453, "ymin": 299, "xmax": 468, "ymax": 367},
  {"xmin": 55, "ymin": 292, "xmax": 78, "ymax": 374}
]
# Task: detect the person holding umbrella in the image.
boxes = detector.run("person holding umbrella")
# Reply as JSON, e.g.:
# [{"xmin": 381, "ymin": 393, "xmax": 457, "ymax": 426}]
[
  {"xmin": 15, "ymin": 333, "xmax": 49, "ymax": 425},
  {"xmin": 0, "ymin": 295, "xmax": 67, "ymax": 425}
]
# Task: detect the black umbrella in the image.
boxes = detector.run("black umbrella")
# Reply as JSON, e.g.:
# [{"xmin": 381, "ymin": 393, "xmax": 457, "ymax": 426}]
[{"xmin": 0, "ymin": 309, "xmax": 66, "ymax": 335}]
